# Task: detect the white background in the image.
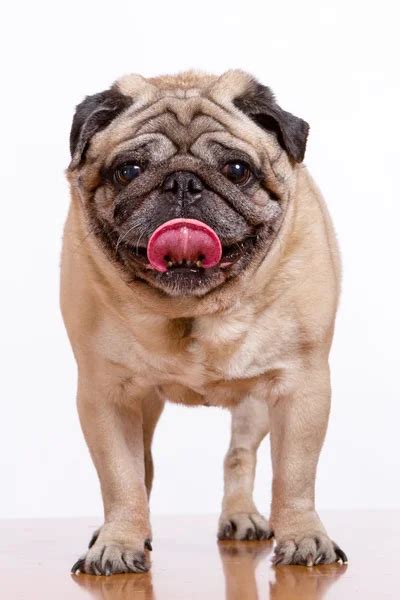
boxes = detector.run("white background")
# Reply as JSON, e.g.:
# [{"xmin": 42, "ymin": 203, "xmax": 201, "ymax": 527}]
[{"xmin": 1, "ymin": 0, "xmax": 399, "ymax": 519}]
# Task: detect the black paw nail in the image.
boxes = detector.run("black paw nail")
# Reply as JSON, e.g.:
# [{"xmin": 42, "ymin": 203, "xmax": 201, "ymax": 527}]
[
  {"xmin": 133, "ymin": 559, "xmax": 148, "ymax": 572},
  {"xmin": 104, "ymin": 559, "xmax": 113, "ymax": 576},
  {"xmin": 256, "ymin": 529, "xmax": 267, "ymax": 540},
  {"xmin": 334, "ymin": 543, "xmax": 348, "ymax": 563},
  {"xmin": 245, "ymin": 527, "xmax": 255, "ymax": 540},
  {"xmin": 266, "ymin": 529, "xmax": 274, "ymax": 540},
  {"xmin": 306, "ymin": 552, "xmax": 314, "ymax": 567},
  {"xmin": 88, "ymin": 531, "xmax": 99, "ymax": 549},
  {"xmin": 71, "ymin": 558, "xmax": 85, "ymax": 574},
  {"xmin": 272, "ymin": 553, "xmax": 284, "ymax": 566},
  {"xmin": 218, "ymin": 523, "xmax": 233, "ymax": 539}
]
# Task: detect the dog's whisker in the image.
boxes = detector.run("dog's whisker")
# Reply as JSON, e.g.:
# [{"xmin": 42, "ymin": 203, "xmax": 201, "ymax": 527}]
[
  {"xmin": 135, "ymin": 230, "xmax": 147, "ymax": 255},
  {"xmin": 115, "ymin": 221, "xmax": 146, "ymax": 255}
]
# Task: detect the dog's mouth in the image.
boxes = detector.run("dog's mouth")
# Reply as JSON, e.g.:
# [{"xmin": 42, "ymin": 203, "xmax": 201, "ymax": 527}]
[
  {"xmin": 147, "ymin": 218, "xmax": 222, "ymax": 272},
  {"xmin": 124, "ymin": 218, "xmax": 257, "ymax": 275}
]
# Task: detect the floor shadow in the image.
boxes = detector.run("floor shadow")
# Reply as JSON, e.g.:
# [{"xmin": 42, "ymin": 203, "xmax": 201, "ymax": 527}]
[
  {"xmin": 71, "ymin": 571, "xmax": 155, "ymax": 599},
  {"xmin": 218, "ymin": 540, "xmax": 273, "ymax": 600},
  {"xmin": 270, "ymin": 562, "xmax": 347, "ymax": 600},
  {"xmin": 218, "ymin": 540, "xmax": 347, "ymax": 600}
]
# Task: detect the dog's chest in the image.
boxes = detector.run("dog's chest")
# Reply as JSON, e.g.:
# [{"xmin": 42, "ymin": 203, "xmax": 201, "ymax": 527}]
[
  {"xmin": 132, "ymin": 307, "xmax": 283, "ymax": 405},
  {"xmin": 96, "ymin": 300, "xmax": 294, "ymax": 405}
]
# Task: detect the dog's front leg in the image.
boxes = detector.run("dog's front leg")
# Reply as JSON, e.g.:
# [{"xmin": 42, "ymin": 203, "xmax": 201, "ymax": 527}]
[
  {"xmin": 269, "ymin": 363, "xmax": 347, "ymax": 566},
  {"xmin": 71, "ymin": 371, "xmax": 151, "ymax": 575}
]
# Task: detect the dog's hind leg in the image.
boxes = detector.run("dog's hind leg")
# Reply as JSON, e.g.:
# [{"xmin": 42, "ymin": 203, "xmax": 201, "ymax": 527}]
[{"xmin": 218, "ymin": 394, "xmax": 272, "ymax": 541}]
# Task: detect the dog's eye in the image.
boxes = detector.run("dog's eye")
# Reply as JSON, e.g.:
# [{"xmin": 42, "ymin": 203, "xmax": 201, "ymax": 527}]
[
  {"xmin": 114, "ymin": 163, "xmax": 142, "ymax": 186},
  {"xmin": 222, "ymin": 161, "xmax": 251, "ymax": 185}
]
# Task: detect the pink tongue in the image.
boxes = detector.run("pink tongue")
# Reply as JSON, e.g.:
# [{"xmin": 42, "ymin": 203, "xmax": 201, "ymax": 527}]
[{"xmin": 147, "ymin": 218, "xmax": 222, "ymax": 273}]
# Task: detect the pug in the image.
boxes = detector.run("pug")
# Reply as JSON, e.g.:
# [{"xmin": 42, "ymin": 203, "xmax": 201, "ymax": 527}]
[{"xmin": 61, "ymin": 70, "xmax": 347, "ymax": 575}]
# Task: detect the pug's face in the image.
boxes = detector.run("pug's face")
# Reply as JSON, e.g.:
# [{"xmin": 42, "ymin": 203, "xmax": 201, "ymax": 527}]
[{"xmin": 68, "ymin": 71, "xmax": 308, "ymax": 297}]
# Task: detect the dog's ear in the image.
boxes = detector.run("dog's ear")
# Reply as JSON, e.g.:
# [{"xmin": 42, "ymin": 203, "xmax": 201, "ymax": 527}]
[
  {"xmin": 234, "ymin": 82, "xmax": 309, "ymax": 163},
  {"xmin": 69, "ymin": 88, "xmax": 131, "ymax": 169}
]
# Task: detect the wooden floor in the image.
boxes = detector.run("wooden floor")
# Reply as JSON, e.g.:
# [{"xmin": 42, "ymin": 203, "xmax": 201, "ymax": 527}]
[{"xmin": 1, "ymin": 512, "xmax": 399, "ymax": 599}]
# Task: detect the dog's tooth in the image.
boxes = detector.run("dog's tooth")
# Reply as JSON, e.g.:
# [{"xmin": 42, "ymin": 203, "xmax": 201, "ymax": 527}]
[
  {"xmin": 178, "ymin": 260, "xmax": 183, "ymax": 265},
  {"xmin": 196, "ymin": 260, "xmax": 203, "ymax": 267},
  {"xmin": 186, "ymin": 260, "xmax": 192, "ymax": 267},
  {"xmin": 167, "ymin": 261, "xmax": 173, "ymax": 268}
]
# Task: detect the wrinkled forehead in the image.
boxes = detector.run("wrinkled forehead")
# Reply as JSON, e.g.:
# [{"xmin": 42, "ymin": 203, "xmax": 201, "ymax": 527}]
[{"xmin": 87, "ymin": 73, "xmax": 282, "ymax": 169}]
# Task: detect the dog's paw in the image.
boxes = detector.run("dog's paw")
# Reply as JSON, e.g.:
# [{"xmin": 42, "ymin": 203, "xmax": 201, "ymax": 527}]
[
  {"xmin": 71, "ymin": 523, "xmax": 152, "ymax": 575},
  {"xmin": 218, "ymin": 512, "xmax": 273, "ymax": 541},
  {"xmin": 272, "ymin": 532, "xmax": 347, "ymax": 566},
  {"xmin": 71, "ymin": 541, "xmax": 150, "ymax": 576}
]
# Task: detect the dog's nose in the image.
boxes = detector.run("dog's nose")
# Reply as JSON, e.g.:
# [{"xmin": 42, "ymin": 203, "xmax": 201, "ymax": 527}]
[{"xmin": 162, "ymin": 171, "xmax": 203, "ymax": 203}]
